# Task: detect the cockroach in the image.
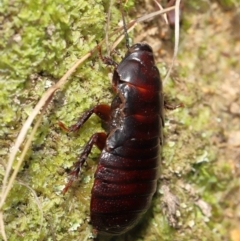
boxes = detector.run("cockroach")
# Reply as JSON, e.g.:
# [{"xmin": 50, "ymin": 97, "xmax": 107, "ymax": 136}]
[{"xmin": 59, "ymin": 8, "xmax": 164, "ymax": 237}]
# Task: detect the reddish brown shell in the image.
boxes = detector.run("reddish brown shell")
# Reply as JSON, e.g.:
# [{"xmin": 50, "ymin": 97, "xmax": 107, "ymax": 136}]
[{"xmin": 90, "ymin": 43, "xmax": 164, "ymax": 235}]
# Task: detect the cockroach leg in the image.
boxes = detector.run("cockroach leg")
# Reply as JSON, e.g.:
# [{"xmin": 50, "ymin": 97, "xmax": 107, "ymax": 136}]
[
  {"xmin": 60, "ymin": 104, "xmax": 111, "ymax": 194},
  {"xmin": 164, "ymin": 101, "xmax": 184, "ymax": 110},
  {"xmin": 63, "ymin": 132, "xmax": 107, "ymax": 194},
  {"xmin": 59, "ymin": 104, "xmax": 111, "ymax": 133},
  {"xmin": 97, "ymin": 44, "xmax": 118, "ymax": 67}
]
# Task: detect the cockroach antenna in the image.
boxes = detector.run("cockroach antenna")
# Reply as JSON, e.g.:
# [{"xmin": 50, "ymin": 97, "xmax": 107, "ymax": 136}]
[{"xmin": 120, "ymin": 1, "xmax": 130, "ymax": 49}]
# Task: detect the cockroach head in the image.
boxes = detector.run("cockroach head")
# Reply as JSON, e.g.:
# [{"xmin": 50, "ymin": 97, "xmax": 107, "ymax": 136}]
[{"xmin": 128, "ymin": 43, "xmax": 153, "ymax": 54}]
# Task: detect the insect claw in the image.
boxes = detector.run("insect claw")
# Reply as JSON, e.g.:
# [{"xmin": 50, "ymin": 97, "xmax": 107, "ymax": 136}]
[
  {"xmin": 62, "ymin": 179, "xmax": 73, "ymax": 194},
  {"xmin": 63, "ymin": 170, "xmax": 80, "ymax": 194},
  {"xmin": 58, "ymin": 121, "xmax": 70, "ymax": 132}
]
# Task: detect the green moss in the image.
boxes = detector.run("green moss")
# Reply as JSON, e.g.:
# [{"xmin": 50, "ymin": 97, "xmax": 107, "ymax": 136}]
[
  {"xmin": 1, "ymin": 1, "xmax": 239, "ymax": 241},
  {"xmin": 217, "ymin": 0, "xmax": 237, "ymax": 9}
]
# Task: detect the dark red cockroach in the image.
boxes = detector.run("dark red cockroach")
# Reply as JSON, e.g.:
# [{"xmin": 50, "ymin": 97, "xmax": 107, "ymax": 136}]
[{"xmin": 59, "ymin": 10, "xmax": 164, "ymax": 237}]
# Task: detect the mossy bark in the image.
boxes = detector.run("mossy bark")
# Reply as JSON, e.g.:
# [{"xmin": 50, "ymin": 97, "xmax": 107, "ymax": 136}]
[{"xmin": 1, "ymin": 0, "xmax": 239, "ymax": 241}]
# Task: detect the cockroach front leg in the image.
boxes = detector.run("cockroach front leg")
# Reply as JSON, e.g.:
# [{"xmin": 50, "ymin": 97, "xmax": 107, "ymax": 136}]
[
  {"xmin": 59, "ymin": 104, "xmax": 111, "ymax": 133},
  {"xmin": 63, "ymin": 132, "xmax": 107, "ymax": 194}
]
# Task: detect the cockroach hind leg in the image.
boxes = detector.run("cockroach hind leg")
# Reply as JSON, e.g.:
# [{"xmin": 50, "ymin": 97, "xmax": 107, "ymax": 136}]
[
  {"xmin": 63, "ymin": 133, "xmax": 107, "ymax": 193},
  {"xmin": 62, "ymin": 178, "xmax": 74, "ymax": 194},
  {"xmin": 62, "ymin": 165, "xmax": 81, "ymax": 194}
]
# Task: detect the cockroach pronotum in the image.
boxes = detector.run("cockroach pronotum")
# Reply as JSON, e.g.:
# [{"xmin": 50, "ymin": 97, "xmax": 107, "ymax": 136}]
[{"xmin": 59, "ymin": 6, "xmax": 165, "ymax": 237}]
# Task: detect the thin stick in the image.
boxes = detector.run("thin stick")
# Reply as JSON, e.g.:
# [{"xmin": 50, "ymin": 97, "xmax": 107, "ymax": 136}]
[
  {"xmin": 163, "ymin": 0, "xmax": 181, "ymax": 84},
  {"xmin": 105, "ymin": 0, "xmax": 114, "ymax": 56},
  {"xmin": 0, "ymin": 212, "xmax": 6, "ymax": 241},
  {"xmin": 136, "ymin": 6, "xmax": 175, "ymax": 23},
  {"xmin": 121, "ymin": 0, "xmax": 130, "ymax": 49},
  {"xmin": 153, "ymin": 0, "xmax": 169, "ymax": 24}
]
